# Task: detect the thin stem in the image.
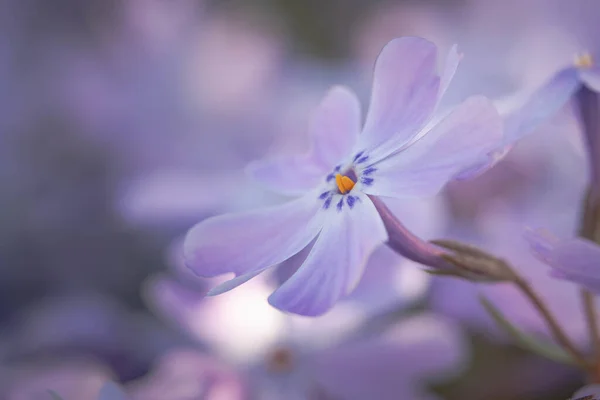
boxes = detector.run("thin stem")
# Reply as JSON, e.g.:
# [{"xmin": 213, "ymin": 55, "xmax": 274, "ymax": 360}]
[
  {"xmin": 583, "ymin": 290, "xmax": 600, "ymax": 371},
  {"xmin": 579, "ymin": 188, "xmax": 600, "ymax": 381},
  {"xmin": 371, "ymin": 194, "xmax": 593, "ymax": 371},
  {"xmin": 371, "ymin": 196, "xmax": 594, "ymax": 373},
  {"xmin": 512, "ymin": 274, "xmax": 593, "ymax": 371}
]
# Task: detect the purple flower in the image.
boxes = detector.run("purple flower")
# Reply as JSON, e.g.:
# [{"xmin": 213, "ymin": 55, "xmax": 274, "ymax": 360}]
[
  {"xmin": 2, "ymin": 359, "xmax": 113, "ymax": 400},
  {"xmin": 184, "ymin": 36, "xmax": 503, "ymax": 316},
  {"xmin": 461, "ymin": 50, "xmax": 600, "ymax": 179},
  {"xmin": 145, "ymin": 273, "xmax": 468, "ymax": 400},
  {"xmin": 431, "ymin": 211, "xmax": 590, "ymax": 346},
  {"xmin": 526, "ymin": 228, "xmax": 600, "ymax": 294},
  {"xmin": 126, "ymin": 350, "xmax": 246, "ymax": 400}
]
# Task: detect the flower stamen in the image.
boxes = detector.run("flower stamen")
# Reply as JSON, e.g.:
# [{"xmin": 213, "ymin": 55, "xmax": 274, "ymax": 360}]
[
  {"xmin": 335, "ymin": 173, "xmax": 355, "ymax": 194},
  {"xmin": 575, "ymin": 52, "xmax": 594, "ymax": 69}
]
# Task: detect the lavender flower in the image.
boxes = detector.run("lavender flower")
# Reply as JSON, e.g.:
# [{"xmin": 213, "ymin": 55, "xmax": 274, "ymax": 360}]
[
  {"xmin": 125, "ymin": 350, "xmax": 246, "ymax": 400},
  {"xmin": 145, "ymin": 274, "xmax": 468, "ymax": 400},
  {"xmin": 431, "ymin": 211, "xmax": 591, "ymax": 347},
  {"xmin": 184, "ymin": 36, "xmax": 503, "ymax": 316},
  {"xmin": 461, "ymin": 49, "xmax": 600, "ymax": 179},
  {"xmin": 526, "ymin": 228, "xmax": 600, "ymax": 294}
]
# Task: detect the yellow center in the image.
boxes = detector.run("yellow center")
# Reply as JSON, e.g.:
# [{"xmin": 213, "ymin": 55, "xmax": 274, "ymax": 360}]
[
  {"xmin": 575, "ymin": 52, "xmax": 594, "ymax": 68},
  {"xmin": 335, "ymin": 173, "xmax": 355, "ymax": 194}
]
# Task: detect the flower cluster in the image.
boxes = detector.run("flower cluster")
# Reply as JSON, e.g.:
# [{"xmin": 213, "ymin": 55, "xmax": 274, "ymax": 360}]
[{"xmin": 7, "ymin": 1, "xmax": 600, "ymax": 399}]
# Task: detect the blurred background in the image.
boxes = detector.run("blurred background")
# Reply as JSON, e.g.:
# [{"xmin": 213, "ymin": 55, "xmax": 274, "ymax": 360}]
[{"xmin": 0, "ymin": 0, "xmax": 598, "ymax": 399}]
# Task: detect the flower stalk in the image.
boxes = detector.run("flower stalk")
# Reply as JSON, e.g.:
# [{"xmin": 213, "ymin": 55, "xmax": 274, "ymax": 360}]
[
  {"xmin": 577, "ymin": 84, "xmax": 600, "ymax": 382},
  {"xmin": 373, "ymin": 193, "xmax": 592, "ymax": 372}
]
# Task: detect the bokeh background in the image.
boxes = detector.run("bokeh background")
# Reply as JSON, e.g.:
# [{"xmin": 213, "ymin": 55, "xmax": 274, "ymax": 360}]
[{"xmin": 0, "ymin": 0, "xmax": 598, "ymax": 399}]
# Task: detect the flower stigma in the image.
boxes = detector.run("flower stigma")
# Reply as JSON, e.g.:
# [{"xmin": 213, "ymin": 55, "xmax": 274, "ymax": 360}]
[
  {"xmin": 335, "ymin": 173, "xmax": 356, "ymax": 194},
  {"xmin": 575, "ymin": 52, "xmax": 594, "ymax": 69}
]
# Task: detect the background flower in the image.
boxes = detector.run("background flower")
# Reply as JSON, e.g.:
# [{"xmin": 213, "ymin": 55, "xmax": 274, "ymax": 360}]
[{"xmin": 0, "ymin": 1, "xmax": 596, "ymax": 399}]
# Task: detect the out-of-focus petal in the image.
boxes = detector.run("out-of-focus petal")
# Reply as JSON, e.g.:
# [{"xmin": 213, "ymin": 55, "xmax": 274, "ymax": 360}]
[
  {"xmin": 97, "ymin": 382, "xmax": 129, "ymax": 400},
  {"xmin": 455, "ymin": 67, "xmax": 582, "ymax": 179},
  {"xmin": 581, "ymin": 67, "xmax": 600, "ymax": 92},
  {"xmin": 523, "ymin": 228, "xmax": 558, "ymax": 263},
  {"xmin": 312, "ymin": 314, "xmax": 467, "ymax": 400},
  {"xmin": 358, "ymin": 37, "xmax": 440, "ymax": 156},
  {"xmin": 117, "ymin": 171, "xmax": 244, "ymax": 225},
  {"xmin": 502, "ymin": 67, "xmax": 581, "ymax": 144},
  {"xmin": 127, "ymin": 350, "xmax": 247, "ymax": 400},
  {"xmin": 268, "ymin": 194, "xmax": 388, "ymax": 316},
  {"xmin": 248, "ymin": 86, "xmax": 361, "ymax": 196},
  {"xmin": 246, "ymin": 155, "xmax": 326, "ymax": 197},
  {"xmin": 184, "ymin": 194, "xmax": 325, "ymax": 292},
  {"xmin": 526, "ymin": 229, "xmax": 600, "ymax": 293},
  {"xmin": 364, "ymin": 96, "xmax": 502, "ymax": 198},
  {"xmin": 4, "ymin": 360, "xmax": 113, "ymax": 400},
  {"xmin": 146, "ymin": 275, "xmax": 286, "ymax": 362}
]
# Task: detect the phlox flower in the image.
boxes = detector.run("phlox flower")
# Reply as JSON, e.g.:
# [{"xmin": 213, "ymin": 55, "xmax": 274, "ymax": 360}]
[
  {"xmin": 184, "ymin": 36, "xmax": 503, "ymax": 316},
  {"xmin": 144, "ymin": 273, "xmax": 468, "ymax": 400},
  {"xmin": 526, "ymin": 228, "xmax": 600, "ymax": 295}
]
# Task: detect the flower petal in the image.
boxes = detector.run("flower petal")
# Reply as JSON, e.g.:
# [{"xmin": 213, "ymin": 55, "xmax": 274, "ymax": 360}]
[
  {"xmin": 363, "ymin": 96, "xmax": 502, "ymax": 198},
  {"xmin": 581, "ymin": 67, "xmax": 600, "ymax": 92},
  {"xmin": 358, "ymin": 37, "xmax": 440, "ymax": 155},
  {"xmin": 455, "ymin": 68, "xmax": 582, "ymax": 181},
  {"xmin": 503, "ymin": 67, "xmax": 581, "ymax": 144},
  {"xmin": 452, "ymin": 145, "xmax": 513, "ymax": 180},
  {"xmin": 98, "ymin": 382, "xmax": 129, "ymax": 400},
  {"xmin": 309, "ymin": 85, "xmax": 362, "ymax": 168},
  {"xmin": 246, "ymin": 155, "xmax": 325, "ymax": 196},
  {"xmin": 206, "ymin": 269, "xmax": 265, "ymax": 296},
  {"xmin": 268, "ymin": 194, "xmax": 388, "ymax": 316},
  {"xmin": 526, "ymin": 229, "xmax": 600, "ymax": 294},
  {"xmin": 439, "ymin": 44, "xmax": 462, "ymax": 102},
  {"xmin": 184, "ymin": 194, "xmax": 325, "ymax": 289},
  {"xmin": 247, "ymin": 86, "xmax": 361, "ymax": 196},
  {"xmin": 313, "ymin": 314, "xmax": 467, "ymax": 400}
]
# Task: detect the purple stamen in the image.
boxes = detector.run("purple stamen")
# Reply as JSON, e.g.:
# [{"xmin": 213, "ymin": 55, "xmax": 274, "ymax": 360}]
[
  {"xmin": 361, "ymin": 177, "xmax": 374, "ymax": 186},
  {"xmin": 336, "ymin": 198, "xmax": 344, "ymax": 211},
  {"xmin": 323, "ymin": 196, "xmax": 332, "ymax": 209}
]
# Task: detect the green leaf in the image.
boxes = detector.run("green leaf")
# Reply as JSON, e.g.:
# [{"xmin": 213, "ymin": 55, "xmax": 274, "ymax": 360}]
[
  {"xmin": 479, "ymin": 294, "xmax": 576, "ymax": 365},
  {"xmin": 48, "ymin": 390, "xmax": 65, "ymax": 400}
]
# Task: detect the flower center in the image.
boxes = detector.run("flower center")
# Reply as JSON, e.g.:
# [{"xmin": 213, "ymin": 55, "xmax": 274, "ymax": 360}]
[
  {"xmin": 575, "ymin": 52, "xmax": 594, "ymax": 69},
  {"xmin": 266, "ymin": 347, "xmax": 295, "ymax": 373},
  {"xmin": 335, "ymin": 173, "xmax": 355, "ymax": 194}
]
